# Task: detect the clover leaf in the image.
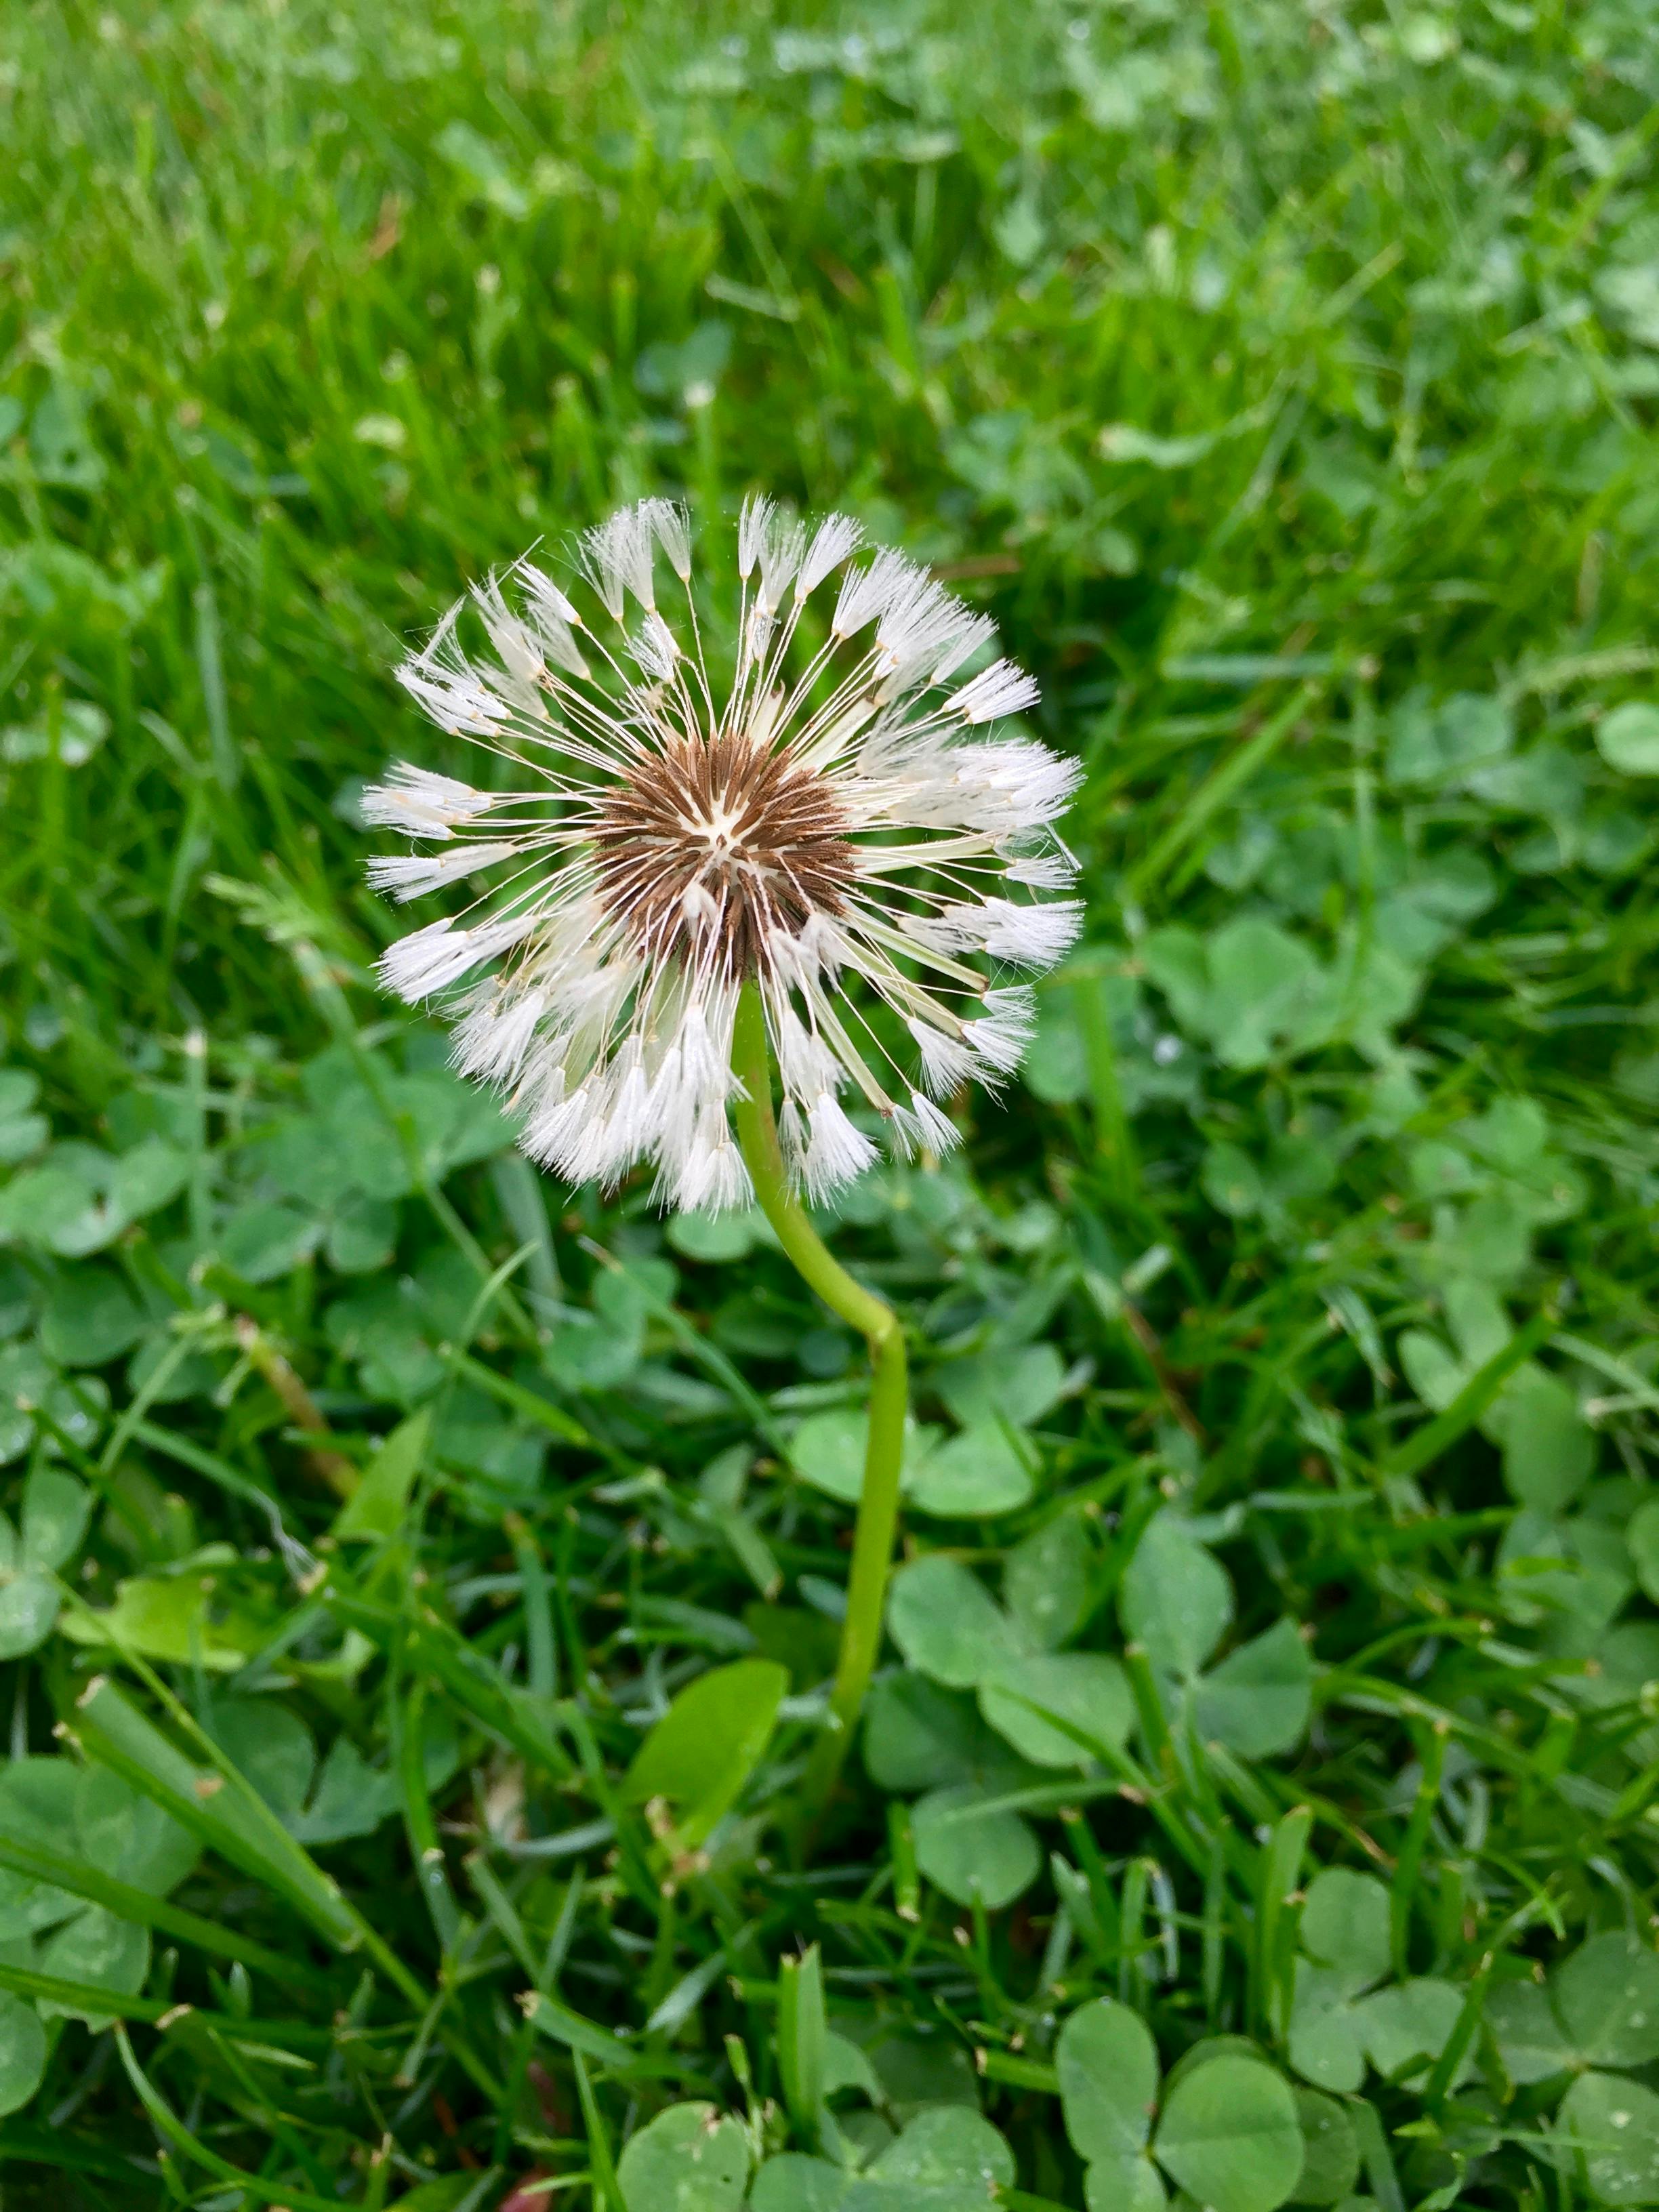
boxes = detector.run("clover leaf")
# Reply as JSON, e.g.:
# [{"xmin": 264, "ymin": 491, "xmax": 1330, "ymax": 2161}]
[
  {"xmin": 879, "ymin": 1553, "xmax": 1131, "ymax": 1905},
  {"xmin": 1286, "ymin": 1870, "xmax": 1389, "ymax": 2094},
  {"xmin": 616, "ymin": 2102, "xmax": 752, "ymax": 2212},
  {"xmin": 978, "ymin": 1652, "xmax": 1132, "ymax": 1769},
  {"xmin": 911, "ymin": 1784, "xmax": 1042, "ymax": 1910},
  {"xmin": 1057, "ymin": 1999, "xmax": 1305, "ymax": 2212},
  {"xmin": 1490, "ymin": 1934, "xmax": 1659, "ymax": 2089},
  {"xmin": 1559, "ymin": 2073, "xmax": 1659, "ymax": 2207},
  {"xmin": 1120, "ymin": 1516, "xmax": 1312, "ymax": 1759},
  {"xmin": 1003, "ymin": 1509, "xmax": 1092, "ymax": 1650},
  {"xmin": 750, "ymin": 2108, "xmax": 1015, "ymax": 2212},
  {"xmin": 0, "ymin": 1467, "xmax": 90, "ymax": 1660},
  {"xmin": 0, "ymin": 1756, "xmax": 199, "ymax": 2080},
  {"xmin": 888, "ymin": 1555, "xmax": 1023, "ymax": 1688}
]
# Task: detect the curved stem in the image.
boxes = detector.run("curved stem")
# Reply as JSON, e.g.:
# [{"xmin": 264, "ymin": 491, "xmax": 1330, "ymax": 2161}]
[{"xmin": 731, "ymin": 984, "xmax": 907, "ymax": 1817}]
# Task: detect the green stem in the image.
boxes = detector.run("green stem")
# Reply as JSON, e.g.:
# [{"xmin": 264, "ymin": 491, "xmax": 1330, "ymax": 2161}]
[{"xmin": 731, "ymin": 984, "xmax": 907, "ymax": 1816}]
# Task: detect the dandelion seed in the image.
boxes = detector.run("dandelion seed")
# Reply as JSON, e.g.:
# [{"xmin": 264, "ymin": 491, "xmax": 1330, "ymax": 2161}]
[
  {"xmin": 949, "ymin": 657, "xmax": 1041, "ymax": 725},
  {"xmin": 579, "ymin": 508, "xmax": 655, "ymax": 618},
  {"xmin": 895, "ymin": 1090, "xmax": 962, "ymax": 1160},
  {"xmin": 359, "ymin": 763, "xmax": 505, "ymax": 840},
  {"xmin": 366, "ymin": 499, "xmax": 1080, "ymax": 1209},
  {"xmin": 366, "ymin": 842, "xmax": 521, "ymax": 902}
]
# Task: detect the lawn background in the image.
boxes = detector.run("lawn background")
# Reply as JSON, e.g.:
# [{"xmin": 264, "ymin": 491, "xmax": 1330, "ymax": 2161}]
[{"xmin": 3, "ymin": 0, "xmax": 1659, "ymax": 2205}]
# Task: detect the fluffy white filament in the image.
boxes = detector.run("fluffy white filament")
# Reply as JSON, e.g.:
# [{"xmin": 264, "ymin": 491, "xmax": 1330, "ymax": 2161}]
[{"xmin": 366, "ymin": 498, "xmax": 1081, "ymax": 1210}]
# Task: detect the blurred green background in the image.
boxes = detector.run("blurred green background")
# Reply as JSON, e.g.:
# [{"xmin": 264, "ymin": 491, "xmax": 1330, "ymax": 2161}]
[{"xmin": 5, "ymin": 1, "xmax": 1659, "ymax": 2205}]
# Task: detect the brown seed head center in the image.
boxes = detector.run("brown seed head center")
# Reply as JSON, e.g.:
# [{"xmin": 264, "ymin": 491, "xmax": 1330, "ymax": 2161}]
[{"xmin": 589, "ymin": 731, "xmax": 855, "ymax": 975}]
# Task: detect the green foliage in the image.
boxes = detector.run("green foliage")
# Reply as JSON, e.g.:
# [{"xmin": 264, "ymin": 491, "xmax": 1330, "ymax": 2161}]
[
  {"xmin": 1057, "ymin": 1996, "xmax": 1160, "ymax": 2165},
  {"xmin": 3, "ymin": 0, "xmax": 1659, "ymax": 2202},
  {"xmin": 621, "ymin": 1659, "xmax": 788, "ymax": 1847},
  {"xmin": 1153, "ymin": 2055, "xmax": 1303, "ymax": 2212},
  {"xmin": 616, "ymin": 2102, "xmax": 752, "ymax": 2212},
  {"xmin": 1057, "ymin": 1999, "xmax": 1305, "ymax": 2212},
  {"xmin": 751, "ymin": 2108, "xmax": 1015, "ymax": 2212}
]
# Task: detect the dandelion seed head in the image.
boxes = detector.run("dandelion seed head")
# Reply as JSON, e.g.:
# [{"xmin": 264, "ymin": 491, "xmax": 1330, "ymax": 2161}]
[
  {"xmin": 367, "ymin": 499, "xmax": 1080, "ymax": 1208},
  {"xmin": 589, "ymin": 729, "xmax": 858, "ymax": 979}
]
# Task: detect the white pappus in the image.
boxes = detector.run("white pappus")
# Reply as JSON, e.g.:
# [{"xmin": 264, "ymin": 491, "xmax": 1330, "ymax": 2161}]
[{"xmin": 365, "ymin": 496, "xmax": 1082, "ymax": 1212}]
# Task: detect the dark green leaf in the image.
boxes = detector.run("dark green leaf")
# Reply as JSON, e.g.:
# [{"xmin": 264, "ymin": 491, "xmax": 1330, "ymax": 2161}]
[
  {"xmin": 1486, "ymin": 1978, "xmax": 1574, "ymax": 2086},
  {"xmin": 861, "ymin": 2106, "xmax": 1015, "ymax": 2193},
  {"xmin": 1003, "ymin": 1509, "xmax": 1091, "ymax": 1650},
  {"xmin": 934, "ymin": 1344, "xmax": 1065, "ymax": 1429},
  {"xmin": 888, "ymin": 1556, "xmax": 1022, "ymax": 1689},
  {"xmin": 1193, "ymin": 1618, "xmax": 1312, "ymax": 1757},
  {"xmin": 0, "ymin": 1992, "xmax": 46, "ymax": 2116},
  {"xmin": 1057, "ymin": 1996, "xmax": 1160, "ymax": 2163},
  {"xmin": 1082, "ymin": 2156, "xmax": 1168, "ymax": 2212},
  {"xmin": 979, "ymin": 1652, "xmax": 1132, "ymax": 1767},
  {"xmin": 1559, "ymin": 2070, "xmax": 1659, "ymax": 2206},
  {"xmin": 20, "ymin": 1464, "xmax": 89, "ymax": 1571},
  {"xmin": 1299, "ymin": 1871, "xmax": 1390, "ymax": 1997},
  {"xmin": 36, "ymin": 1905, "xmax": 150, "ymax": 2028},
  {"xmin": 40, "ymin": 1269, "xmax": 144, "ymax": 1367},
  {"xmin": 1288, "ymin": 2091, "xmax": 1359, "ymax": 2207},
  {"xmin": 1355, "ymin": 1980, "xmax": 1469, "ymax": 2084},
  {"xmin": 1494, "ymin": 1368, "xmax": 1593, "ymax": 1511},
  {"xmin": 615, "ymin": 2102, "xmax": 750, "ymax": 2212},
  {"xmin": 906, "ymin": 1422, "xmax": 1033, "ymax": 1517},
  {"xmin": 1553, "ymin": 1935, "xmax": 1659, "ymax": 2071},
  {"xmin": 1287, "ymin": 1964, "xmax": 1367, "ymax": 2095},
  {"xmin": 1121, "ymin": 1517, "xmax": 1232, "ymax": 1679},
  {"xmin": 750, "ymin": 2154, "xmax": 848, "ymax": 2212},
  {"xmin": 1152, "ymin": 2054, "xmax": 1303, "ymax": 2212},
  {"xmin": 911, "ymin": 1786, "xmax": 1040, "ymax": 1908},
  {"xmin": 863, "ymin": 1674, "xmax": 1017, "ymax": 1795},
  {"xmin": 216, "ymin": 1200, "xmax": 323, "ymax": 1283}
]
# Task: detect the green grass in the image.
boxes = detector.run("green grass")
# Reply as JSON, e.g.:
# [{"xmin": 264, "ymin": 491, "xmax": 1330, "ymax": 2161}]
[{"xmin": 4, "ymin": 0, "xmax": 1659, "ymax": 2205}]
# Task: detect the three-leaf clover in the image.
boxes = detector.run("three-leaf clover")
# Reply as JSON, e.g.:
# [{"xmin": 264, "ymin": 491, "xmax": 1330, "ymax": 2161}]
[
  {"xmin": 1120, "ymin": 1514, "xmax": 1314, "ymax": 1760},
  {"xmin": 872, "ymin": 1516, "xmax": 1129, "ymax": 1908},
  {"xmin": 1057, "ymin": 1996, "xmax": 1309, "ymax": 2212},
  {"xmin": 1288, "ymin": 1868, "xmax": 1473, "ymax": 2095},
  {"xmin": 1488, "ymin": 1933, "xmax": 1659, "ymax": 2205}
]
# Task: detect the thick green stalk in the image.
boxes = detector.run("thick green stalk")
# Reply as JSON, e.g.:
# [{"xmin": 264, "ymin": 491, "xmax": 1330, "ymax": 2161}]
[{"xmin": 731, "ymin": 984, "xmax": 907, "ymax": 1816}]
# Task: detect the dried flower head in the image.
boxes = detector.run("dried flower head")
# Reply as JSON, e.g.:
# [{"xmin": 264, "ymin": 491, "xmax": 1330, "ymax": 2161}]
[{"xmin": 366, "ymin": 497, "xmax": 1082, "ymax": 1211}]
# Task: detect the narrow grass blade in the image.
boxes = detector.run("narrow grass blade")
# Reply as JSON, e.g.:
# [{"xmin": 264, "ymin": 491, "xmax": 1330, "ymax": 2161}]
[
  {"xmin": 1124, "ymin": 681, "xmax": 1317, "ymax": 903},
  {"xmin": 66, "ymin": 1675, "xmax": 363, "ymax": 1955},
  {"xmin": 114, "ymin": 2026, "xmax": 346, "ymax": 2212},
  {"xmin": 0, "ymin": 1827, "xmax": 329, "ymax": 1993}
]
